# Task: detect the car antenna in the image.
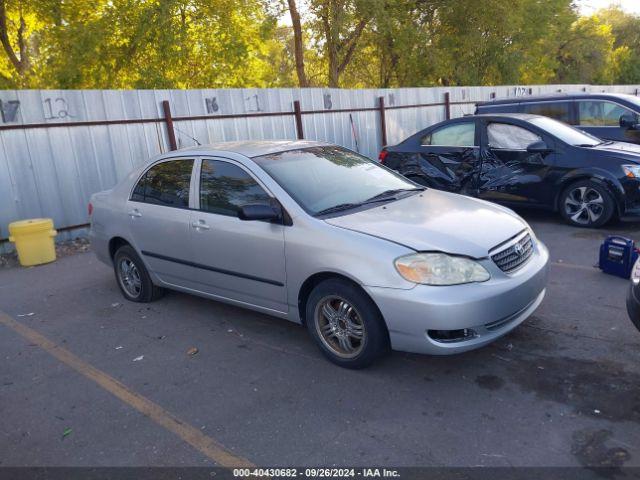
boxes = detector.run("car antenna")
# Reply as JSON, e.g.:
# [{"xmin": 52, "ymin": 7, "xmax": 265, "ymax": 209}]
[
  {"xmin": 349, "ymin": 113, "xmax": 360, "ymax": 153},
  {"xmin": 174, "ymin": 125, "xmax": 202, "ymax": 146}
]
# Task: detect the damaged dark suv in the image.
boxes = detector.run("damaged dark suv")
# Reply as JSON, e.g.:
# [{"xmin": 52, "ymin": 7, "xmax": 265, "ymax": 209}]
[{"xmin": 379, "ymin": 113, "xmax": 640, "ymax": 227}]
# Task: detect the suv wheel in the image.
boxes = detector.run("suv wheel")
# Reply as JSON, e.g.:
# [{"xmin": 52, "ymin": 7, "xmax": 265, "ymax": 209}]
[
  {"xmin": 305, "ymin": 279, "xmax": 389, "ymax": 369},
  {"xmin": 559, "ymin": 180, "xmax": 614, "ymax": 228},
  {"xmin": 113, "ymin": 245, "xmax": 164, "ymax": 302}
]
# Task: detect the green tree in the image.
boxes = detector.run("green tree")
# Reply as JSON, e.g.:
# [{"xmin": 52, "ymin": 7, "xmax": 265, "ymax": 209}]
[{"xmin": 554, "ymin": 15, "xmax": 615, "ymax": 84}]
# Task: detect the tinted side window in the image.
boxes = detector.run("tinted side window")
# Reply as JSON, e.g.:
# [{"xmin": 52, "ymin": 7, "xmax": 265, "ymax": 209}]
[
  {"xmin": 132, "ymin": 160, "xmax": 193, "ymax": 207},
  {"xmin": 521, "ymin": 102, "xmax": 571, "ymax": 123},
  {"xmin": 199, "ymin": 160, "xmax": 271, "ymax": 217},
  {"xmin": 421, "ymin": 122, "xmax": 476, "ymax": 147},
  {"xmin": 488, "ymin": 123, "xmax": 541, "ymax": 150},
  {"xmin": 579, "ymin": 101, "xmax": 636, "ymax": 126}
]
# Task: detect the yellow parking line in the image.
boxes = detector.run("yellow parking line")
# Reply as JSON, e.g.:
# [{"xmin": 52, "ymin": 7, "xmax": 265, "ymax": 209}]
[
  {"xmin": 0, "ymin": 310, "xmax": 253, "ymax": 468},
  {"xmin": 550, "ymin": 261, "xmax": 597, "ymax": 272}
]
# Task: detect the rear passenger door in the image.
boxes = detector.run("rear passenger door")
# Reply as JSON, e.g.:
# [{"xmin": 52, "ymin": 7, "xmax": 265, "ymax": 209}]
[
  {"xmin": 577, "ymin": 100, "xmax": 640, "ymax": 143},
  {"xmin": 414, "ymin": 120, "xmax": 481, "ymax": 194},
  {"xmin": 188, "ymin": 158, "xmax": 287, "ymax": 313},
  {"xmin": 478, "ymin": 121, "xmax": 554, "ymax": 206},
  {"xmin": 127, "ymin": 158, "xmax": 198, "ymax": 285}
]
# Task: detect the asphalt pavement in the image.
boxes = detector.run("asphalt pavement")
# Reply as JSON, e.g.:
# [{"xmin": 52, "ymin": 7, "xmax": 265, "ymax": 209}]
[{"xmin": 1, "ymin": 209, "xmax": 639, "ymax": 468}]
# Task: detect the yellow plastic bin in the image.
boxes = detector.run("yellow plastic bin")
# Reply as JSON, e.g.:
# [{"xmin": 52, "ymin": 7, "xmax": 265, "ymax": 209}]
[{"xmin": 8, "ymin": 218, "xmax": 57, "ymax": 267}]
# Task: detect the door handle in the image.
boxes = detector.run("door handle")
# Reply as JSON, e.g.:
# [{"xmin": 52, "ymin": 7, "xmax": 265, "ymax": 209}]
[
  {"xmin": 128, "ymin": 209, "xmax": 142, "ymax": 218},
  {"xmin": 191, "ymin": 220, "xmax": 211, "ymax": 231}
]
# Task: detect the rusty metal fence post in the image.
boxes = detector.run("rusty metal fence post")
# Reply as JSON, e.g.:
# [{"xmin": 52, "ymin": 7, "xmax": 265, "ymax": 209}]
[
  {"xmin": 378, "ymin": 96, "xmax": 387, "ymax": 147},
  {"xmin": 444, "ymin": 92, "xmax": 451, "ymax": 120},
  {"xmin": 162, "ymin": 100, "xmax": 178, "ymax": 151},
  {"xmin": 293, "ymin": 100, "xmax": 304, "ymax": 139}
]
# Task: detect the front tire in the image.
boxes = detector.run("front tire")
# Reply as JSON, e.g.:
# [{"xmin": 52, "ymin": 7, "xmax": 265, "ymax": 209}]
[
  {"xmin": 559, "ymin": 180, "xmax": 615, "ymax": 228},
  {"xmin": 113, "ymin": 245, "xmax": 164, "ymax": 302},
  {"xmin": 305, "ymin": 279, "xmax": 389, "ymax": 369}
]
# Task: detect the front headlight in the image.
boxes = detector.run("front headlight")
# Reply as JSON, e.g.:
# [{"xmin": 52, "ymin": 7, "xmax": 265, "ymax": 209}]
[
  {"xmin": 631, "ymin": 258, "xmax": 640, "ymax": 285},
  {"xmin": 394, "ymin": 253, "xmax": 490, "ymax": 286},
  {"xmin": 622, "ymin": 164, "xmax": 640, "ymax": 178}
]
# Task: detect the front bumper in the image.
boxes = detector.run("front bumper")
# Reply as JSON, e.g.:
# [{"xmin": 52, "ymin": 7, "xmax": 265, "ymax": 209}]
[
  {"xmin": 366, "ymin": 240, "xmax": 549, "ymax": 355},
  {"xmin": 626, "ymin": 282, "xmax": 640, "ymax": 332}
]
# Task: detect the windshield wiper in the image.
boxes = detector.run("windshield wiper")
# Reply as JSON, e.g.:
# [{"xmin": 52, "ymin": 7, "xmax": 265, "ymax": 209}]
[
  {"xmin": 315, "ymin": 188, "xmax": 425, "ymax": 217},
  {"xmin": 365, "ymin": 187, "xmax": 425, "ymax": 202},
  {"xmin": 315, "ymin": 203, "xmax": 363, "ymax": 216}
]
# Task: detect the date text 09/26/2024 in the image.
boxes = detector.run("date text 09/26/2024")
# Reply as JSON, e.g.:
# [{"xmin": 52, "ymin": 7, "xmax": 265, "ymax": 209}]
[{"xmin": 232, "ymin": 468, "xmax": 401, "ymax": 478}]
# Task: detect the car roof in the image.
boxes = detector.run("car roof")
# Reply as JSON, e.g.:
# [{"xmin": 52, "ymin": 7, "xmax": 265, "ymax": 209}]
[
  {"xmin": 173, "ymin": 140, "xmax": 333, "ymax": 158},
  {"xmin": 458, "ymin": 113, "xmax": 543, "ymax": 121},
  {"xmin": 477, "ymin": 92, "xmax": 638, "ymax": 106}
]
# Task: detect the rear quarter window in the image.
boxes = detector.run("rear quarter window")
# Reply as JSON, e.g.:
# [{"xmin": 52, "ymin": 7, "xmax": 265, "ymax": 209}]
[{"xmin": 131, "ymin": 159, "xmax": 193, "ymax": 208}]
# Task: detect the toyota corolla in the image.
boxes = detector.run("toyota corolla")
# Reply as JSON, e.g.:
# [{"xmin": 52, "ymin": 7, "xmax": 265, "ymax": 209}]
[{"xmin": 89, "ymin": 140, "xmax": 549, "ymax": 368}]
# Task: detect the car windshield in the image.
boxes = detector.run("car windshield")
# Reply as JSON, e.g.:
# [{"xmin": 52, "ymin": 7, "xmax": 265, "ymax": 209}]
[
  {"xmin": 253, "ymin": 146, "xmax": 420, "ymax": 215},
  {"xmin": 528, "ymin": 116, "xmax": 602, "ymax": 146}
]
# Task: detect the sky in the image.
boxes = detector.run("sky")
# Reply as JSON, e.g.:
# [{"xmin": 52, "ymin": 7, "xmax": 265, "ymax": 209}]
[
  {"xmin": 576, "ymin": 0, "xmax": 640, "ymax": 15},
  {"xmin": 280, "ymin": 0, "xmax": 640, "ymax": 25}
]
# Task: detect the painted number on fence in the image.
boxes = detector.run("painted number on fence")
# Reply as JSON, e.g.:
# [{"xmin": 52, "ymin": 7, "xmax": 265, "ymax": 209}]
[
  {"xmin": 205, "ymin": 97, "xmax": 219, "ymax": 113},
  {"xmin": 44, "ymin": 97, "xmax": 74, "ymax": 120},
  {"xmin": 0, "ymin": 100, "xmax": 20, "ymax": 122},
  {"xmin": 244, "ymin": 94, "xmax": 262, "ymax": 112},
  {"xmin": 323, "ymin": 93, "xmax": 332, "ymax": 110}
]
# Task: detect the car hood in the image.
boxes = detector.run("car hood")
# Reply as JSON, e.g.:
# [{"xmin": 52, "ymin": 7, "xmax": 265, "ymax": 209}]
[{"xmin": 324, "ymin": 190, "xmax": 527, "ymax": 258}]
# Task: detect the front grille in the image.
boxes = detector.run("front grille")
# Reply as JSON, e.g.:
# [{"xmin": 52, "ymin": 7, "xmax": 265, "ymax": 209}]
[{"xmin": 491, "ymin": 232, "xmax": 533, "ymax": 273}]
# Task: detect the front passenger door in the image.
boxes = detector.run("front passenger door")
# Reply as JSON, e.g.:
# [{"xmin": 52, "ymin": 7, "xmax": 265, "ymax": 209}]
[
  {"xmin": 577, "ymin": 100, "xmax": 640, "ymax": 144},
  {"xmin": 478, "ymin": 122, "xmax": 552, "ymax": 206},
  {"xmin": 189, "ymin": 158, "xmax": 287, "ymax": 313}
]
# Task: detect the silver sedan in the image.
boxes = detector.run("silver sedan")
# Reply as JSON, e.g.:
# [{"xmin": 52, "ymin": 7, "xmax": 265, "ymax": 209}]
[{"xmin": 89, "ymin": 140, "xmax": 549, "ymax": 368}]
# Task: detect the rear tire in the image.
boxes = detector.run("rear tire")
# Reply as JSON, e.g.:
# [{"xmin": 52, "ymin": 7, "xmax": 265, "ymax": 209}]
[
  {"xmin": 305, "ymin": 279, "xmax": 389, "ymax": 369},
  {"xmin": 113, "ymin": 245, "xmax": 164, "ymax": 302},
  {"xmin": 559, "ymin": 180, "xmax": 614, "ymax": 228}
]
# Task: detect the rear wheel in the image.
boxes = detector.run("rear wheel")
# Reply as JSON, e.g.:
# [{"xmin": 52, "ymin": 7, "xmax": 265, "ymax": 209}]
[
  {"xmin": 305, "ymin": 279, "xmax": 389, "ymax": 369},
  {"xmin": 559, "ymin": 180, "xmax": 614, "ymax": 228},
  {"xmin": 113, "ymin": 245, "xmax": 164, "ymax": 302}
]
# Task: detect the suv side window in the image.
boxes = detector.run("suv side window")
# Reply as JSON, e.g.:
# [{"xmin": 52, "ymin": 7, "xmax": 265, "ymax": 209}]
[
  {"xmin": 131, "ymin": 159, "xmax": 193, "ymax": 207},
  {"xmin": 199, "ymin": 159, "xmax": 272, "ymax": 217},
  {"xmin": 521, "ymin": 102, "xmax": 571, "ymax": 123},
  {"xmin": 578, "ymin": 101, "xmax": 636, "ymax": 126},
  {"xmin": 421, "ymin": 122, "xmax": 476, "ymax": 147},
  {"xmin": 488, "ymin": 123, "xmax": 541, "ymax": 150}
]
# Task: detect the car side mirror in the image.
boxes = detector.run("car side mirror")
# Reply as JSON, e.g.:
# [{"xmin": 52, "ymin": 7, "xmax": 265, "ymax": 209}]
[
  {"xmin": 238, "ymin": 204, "xmax": 282, "ymax": 222},
  {"xmin": 620, "ymin": 113, "xmax": 640, "ymax": 130},
  {"xmin": 526, "ymin": 140, "xmax": 552, "ymax": 154}
]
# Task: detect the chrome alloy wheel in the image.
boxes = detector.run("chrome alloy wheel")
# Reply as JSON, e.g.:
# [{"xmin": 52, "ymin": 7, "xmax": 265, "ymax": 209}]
[
  {"xmin": 564, "ymin": 186, "xmax": 604, "ymax": 225},
  {"xmin": 314, "ymin": 295, "xmax": 366, "ymax": 359},
  {"xmin": 118, "ymin": 258, "xmax": 142, "ymax": 298}
]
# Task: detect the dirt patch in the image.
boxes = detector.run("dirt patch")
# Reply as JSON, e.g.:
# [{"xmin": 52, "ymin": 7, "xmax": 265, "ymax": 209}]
[
  {"xmin": 571, "ymin": 429, "xmax": 630, "ymax": 471},
  {"xmin": 475, "ymin": 374, "xmax": 505, "ymax": 391},
  {"xmin": 505, "ymin": 354, "xmax": 640, "ymax": 423},
  {"xmin": 0, "ymin": 237, "xmax": 90, "ymax": 269}
]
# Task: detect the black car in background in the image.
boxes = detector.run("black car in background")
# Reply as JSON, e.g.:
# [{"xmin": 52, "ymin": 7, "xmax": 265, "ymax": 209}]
[
  {"xmin": 476, "ymin": 93, "xmax": 640, "ymax": 144},
  {"xmin": 379, "ymin": 113, "xmax": 640, "ymax": 228}
]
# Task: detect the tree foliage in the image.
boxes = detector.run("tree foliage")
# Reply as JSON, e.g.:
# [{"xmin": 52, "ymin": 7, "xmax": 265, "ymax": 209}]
[{"xmin": 1, "ymin": 0, "xmax": 639, "ymax": 89}]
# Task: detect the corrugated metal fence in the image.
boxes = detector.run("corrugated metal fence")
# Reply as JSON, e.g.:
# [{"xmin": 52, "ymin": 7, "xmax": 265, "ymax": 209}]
[{"xmin": 1, "ymin": 84, "xmax": 639, "ymax": 250}]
